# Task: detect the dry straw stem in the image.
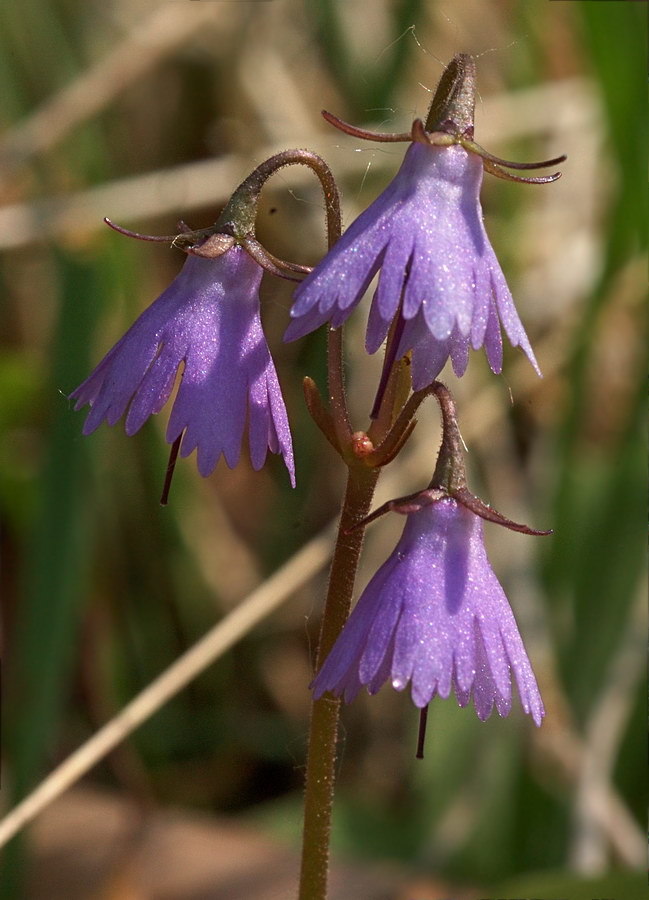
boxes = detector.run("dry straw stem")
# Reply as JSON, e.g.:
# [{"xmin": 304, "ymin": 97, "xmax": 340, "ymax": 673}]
[
  {"xmin": 0, "ymin": 340, "xmax": 643, "ymax": 864},
  {"xmin": 0, "ymin": 525, "xmax": 336, "ymax": 850},
  {"xmin": 0, "ymin": 4, "xmax": 224, "ymax": 175},
  {"xmin": 0, "ymin": 371, "xmax": 506, "ymax": 850}
]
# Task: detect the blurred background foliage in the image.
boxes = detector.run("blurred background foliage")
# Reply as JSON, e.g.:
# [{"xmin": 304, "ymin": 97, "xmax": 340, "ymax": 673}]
[{"xmin": 0, "ymin": 1, "xmax": 645, "ymax": 898}]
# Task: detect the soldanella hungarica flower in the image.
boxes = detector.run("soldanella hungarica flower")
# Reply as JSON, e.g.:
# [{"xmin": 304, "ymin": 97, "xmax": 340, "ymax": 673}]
[
  {"xmin": 71, "ymin": 241, "xmax": 295, "ymax": 486},
  {"xmin": 311, "ymin": 383, "xmax": 550, "ymax": 730},
  {"xmin": 285, "ymin": 55, "xmax": 565, "ymax": 394},
  {"xmin": 311, "ymin": 496, "xmax": 545, "ymax": 726},
  {"xmin": 70, "ymin": 147, "xmax": 343, "ymax": 495}
]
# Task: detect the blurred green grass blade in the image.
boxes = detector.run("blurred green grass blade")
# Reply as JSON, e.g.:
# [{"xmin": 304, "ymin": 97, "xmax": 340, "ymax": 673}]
[
  {"xmin": 567, "ymin": 382, "xmax": 645, "ymax": 712},
  {"xmin": 579, "ymin": 0, "xmax": 647, "ymax": 256},
  {"xmin": 372, "ymin": 0, "xmax": 427, "ymax": 109},
  {"xmin": 613, "ymin": 678, "xmax": 646, "ymax": 824},
  {"xmin": 306, "ymin": 0, "xmax": 353, "ymax": 105},
  {"xmin": 555, "ymin": 0, "xmax": 646, "ymax": 425},
  {"xmin": 433, "ymin": 729, "xmax": 565, "ymax": 884},
  {"xmin": 509, "ymin": 766, "xmax": 569, "ymax": 871},
  {"xmin": 305, "ymin": 0, "xmax": 426, "ymax": 116},
  {"xmin": 440, "ymin": 734, "xmax": 521, "ymax": 882},
  {"xmin": 542, "ymin": 0, "xmax": 646, "ymax": 718},
  {"xmin": 0, "ymin": 0, "xmax": 81, "ymax": 112},
  {"xmin": 495, "ymin": 868, "xmax": 647, "ymax": 900},
  {"xmin": 2, "ymin": 252, "xmax": 99, "ymax": 892},
  {"xmin": 554, "ymin": 0, "xmax": 646, "ymax": 423},
  {"xmin": 0, "ymin": 351, "xmax": 41, "ymax": 529}
]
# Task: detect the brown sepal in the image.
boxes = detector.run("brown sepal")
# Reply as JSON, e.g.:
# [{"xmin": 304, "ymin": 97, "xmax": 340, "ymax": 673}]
[
  {"xmin": 453, "ymin": 487, "xmax": 553, "ymax": 536},
  {"xmin": 345, "ymin": 487, "xmax": 446, "ymax": 533}
]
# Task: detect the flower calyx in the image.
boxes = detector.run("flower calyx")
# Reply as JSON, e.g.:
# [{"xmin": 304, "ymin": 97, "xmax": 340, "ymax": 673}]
[
  {"xmin": 104, "ymin": 145, "xmax": 343, "ymax": 281},
  {"xmin": 348, "ymin": 477, "xmax": 553, "ymax": 538},
  {"xmin": 322, "ymin": 53, "xmax": 566, "ymax": 185},
  {"xmin": 103, "ymin": 215, "xmax": 240, "ymax": 259},
  {"xmin": 348, "ymin": 381, "xmax": 552, "ymax": 537},
  {"xmin": 303, "ymin": 376, "xmax": 393, "ymax": 465},
  {"xmin": 104, "ymin": 215, "xmax": 305, "ymax": 284}
]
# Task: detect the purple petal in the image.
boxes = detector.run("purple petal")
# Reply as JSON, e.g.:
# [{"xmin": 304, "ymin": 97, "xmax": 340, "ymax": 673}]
[
  {"xmin": 449, "ymin": 330, "xmax": 470, "ymax": 377},
  {"xmin": 471, "ymin": 624, "xmax": 499, "ymax": 721},
  {"xmin": 470, "ymin": 264, "xmax": 491, "ymax": 349},
  {"xmin": 375, "ymin": 237, "xmax": 414, "ymax": 321},
  {"xmin": 72, "ymin": 248, "xmax": 294, "ymax": 484},
  {"xmin": 311, "ymin": 554, "xmax": 400, "ymax": 700},
  {"xmin": 283, "ymin": 304, "xmax": 331, "ymax": 343},
  {"xmin": 358, "ymin": 577, "xmax": 405, "ymax": 685},
  {"xmin": 401, "ymin": 313, "xmax": 451, "ymax": 390},
  {"xmin": 365, "ymin": 291, "xmax": 393, "ymax": 355},
  {"xmin": 367, "ymin": 635, "xmax": 396, "ymax": 696},
  {"xmin": 484, "ymin": 297, "xmax": 503, "ymax": 374},
  {"xmin": 490, "ymin": 266, "xmax": 541, "ymax": 375},
  {"xmin": 124, "ymin": 345, "xmax": 180, "ymax": 435}
]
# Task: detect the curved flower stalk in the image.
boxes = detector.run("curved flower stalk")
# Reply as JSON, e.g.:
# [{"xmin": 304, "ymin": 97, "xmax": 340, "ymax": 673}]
[
  {"xmin": 285, "ymin": 54, "xmax": 566, "ymax": 392},
  {"xmin": 311, "ymin": 496, "xmax": 544, "ymax": 725},
  {"xmin": 71, "ymin": 244, "xmax": 296, "ymax": 486}
]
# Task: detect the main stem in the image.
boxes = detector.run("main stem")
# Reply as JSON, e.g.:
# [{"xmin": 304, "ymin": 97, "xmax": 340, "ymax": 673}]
[
  {"xmin": 287, "ymin": 138, "xmax": 357, "ymax": 898},
  {"xmin": 298, "ymin": 462, "xmax": 379, "ymax": 900}
]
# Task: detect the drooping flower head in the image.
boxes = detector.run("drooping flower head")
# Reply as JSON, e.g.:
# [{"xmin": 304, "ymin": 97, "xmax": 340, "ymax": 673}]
[
  {"xmin": 285, "ymin": 55, "xmax": 565, "ymax": 392},
  {"xmin": 311, "ymin": 382, "xmax": 550, "ymax": 729},
  {"xmin": 71, "ymin": 238, "xmax": 295, "ymax": 486},
  {"xmin": 71, "ymin": 146, "xmax": 347, "ymax": 493},
  {"xmin": 311, "ymin": 496, "xmax": 544, "ymax": 725}
]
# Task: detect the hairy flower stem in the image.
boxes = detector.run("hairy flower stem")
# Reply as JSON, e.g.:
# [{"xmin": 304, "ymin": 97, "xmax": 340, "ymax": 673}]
[
  {"xmin": 216, "ymin": 148, "xmax": 342, "ymax": 246},
  {"xmin": 298, "ymin": 461, "xmax": 379, "ymax": 900},
  {"xmin": 292, "ymin": 140, "xmax": 364, "ymax": 898},
  {"xmin": 327, "ymin": 325, "xmax": 352, "ymax": 447}
]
